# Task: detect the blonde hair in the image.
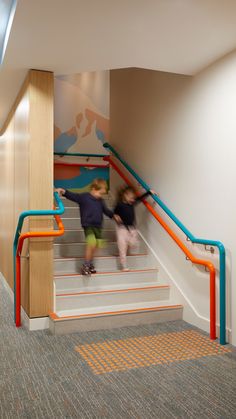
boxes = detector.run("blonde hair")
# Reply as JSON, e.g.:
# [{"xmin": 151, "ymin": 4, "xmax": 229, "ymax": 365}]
[{"xmin": 90, "ymin": 178, "xmax": 108, "ymax": 191}]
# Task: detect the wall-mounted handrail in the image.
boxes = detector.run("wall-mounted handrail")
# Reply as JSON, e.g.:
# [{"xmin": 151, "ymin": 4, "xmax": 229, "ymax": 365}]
[
  {"xmin": 54, "ymin": 162, "xmax": 109, "ymax": 168},
  {"xmin": 107, "ymin": 156, "xmax": 216, "ymax": 341},
  {"xmin": 13, "ymin": 192, "xmax": 65, "ymax": 326},
  {"xmin": 54, "ymin": 152, "xmax": 107, "ymax": 158},
  {"xmin": 103, "ymin": 142, "xmax": 226, "ymax": 345}
]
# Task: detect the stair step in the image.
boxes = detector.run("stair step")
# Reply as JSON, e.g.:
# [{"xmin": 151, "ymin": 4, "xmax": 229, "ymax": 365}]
[
  {"xmin": 56, "ymin": 281, "xmax": 165, "ymax": 296},
  {"xmin": 54, "ymin": 254, "xmax": 150, "ymax": 274},
  {"xmin": 54, "ymin": 241, "xmax": 147, "ymax": 257},
  {"xmin": 49, "ymin": 303, "xmax": 183, "ymax": 335},
  {"xmin": 55, "ymin": 284, "xmax": 168, "ymax": 312},
  {"xmin": 55, "ymin": 217, "xmax": 114, "ymax": 229},
  {"xmin": 55, "ymin": 229, "xmax": 116, "ymax": 243},
  {"xmin": 54, "ymin": 268, "xmax": 158, "ymax": 294},
  {"xmin": 61, "ymin": 207, "xmax": 80, "ymax": 217}
]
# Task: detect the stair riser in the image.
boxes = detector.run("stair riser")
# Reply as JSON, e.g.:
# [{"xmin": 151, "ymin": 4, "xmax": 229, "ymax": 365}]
[
  {"xmin": 62, "ymin": 207, "xmax": 80, "ymax": 218},
  {"xmin": 54, "ymin": 270, "xmax": 158, "ymax": 293},
  {"xmin": 54, "ymin": 242, "xmax": 147, "ymax": 258},
  {"xmin": 49, "ymin": 308, "xmax": 183, "ymax": 335},
  {"xmin": 54, "ymin": 255, "xmax": 149, "ymax": 274},
  {"xmin": 55, "ymin": 218, "xmax": 115, "ymax": 229},
  {"xmin": 56, "ymin": 288, "xmax": 170, "ymax": 312},
  {"xmin": 55, "ymin": 230, "xmax": 116, "ymax": 243}
]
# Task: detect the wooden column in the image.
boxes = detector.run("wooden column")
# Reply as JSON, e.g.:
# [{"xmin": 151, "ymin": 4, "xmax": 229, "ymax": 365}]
[{"xmin": 28, "ymin": 70, "xmax": 54, "ymax": 317}]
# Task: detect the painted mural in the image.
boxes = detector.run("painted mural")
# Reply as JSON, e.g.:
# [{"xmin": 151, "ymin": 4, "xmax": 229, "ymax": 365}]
[{"xmin": 54, "ymin": 71, "xmax": 110, "ymax": 192}]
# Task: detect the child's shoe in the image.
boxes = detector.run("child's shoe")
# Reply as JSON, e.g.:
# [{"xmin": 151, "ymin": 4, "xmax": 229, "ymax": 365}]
[
  {"xmin": 121, "ymin": 266, "xmax": 129, "ymax": 272},
  {"xmin": 81, "ymin": 263, "xmax": 91, "ymax": 276},
  {"xmin": 89, "ymin": 263, "xmax": 97, "ymax": 274}
]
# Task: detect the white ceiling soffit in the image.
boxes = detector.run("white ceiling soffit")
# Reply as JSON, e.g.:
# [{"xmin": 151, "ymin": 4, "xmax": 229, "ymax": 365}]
[{"xmin": 1, "ymin": 0, "xmax": 236, "ymax": 132}]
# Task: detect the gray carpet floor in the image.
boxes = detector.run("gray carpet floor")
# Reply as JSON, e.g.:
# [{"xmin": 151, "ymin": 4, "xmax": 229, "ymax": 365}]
[{"xmin": 0, "ymin": 278, "xmax": 236, "ymax": 419}]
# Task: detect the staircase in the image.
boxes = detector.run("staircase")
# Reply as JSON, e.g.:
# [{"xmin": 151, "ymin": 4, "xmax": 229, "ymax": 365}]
[{"xmin": 49, "ymin": 196, "xmax": 183, "ymax": 334}]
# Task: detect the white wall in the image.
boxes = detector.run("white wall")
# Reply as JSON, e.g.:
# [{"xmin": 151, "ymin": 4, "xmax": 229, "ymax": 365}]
[{"xmin": 110, "ymin": 52, "xmax": 236, "ymax": 345}]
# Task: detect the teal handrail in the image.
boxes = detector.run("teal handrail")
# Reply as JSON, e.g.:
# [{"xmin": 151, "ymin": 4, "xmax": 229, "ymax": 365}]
[
  {"xmin": 54, "ymin": 152, "xmax": 107, "ymax": 158},
  {"xmin": 13, "ymin": 192, "xmax": 64, "ymax": 322},
  {"xmin": 103, "ymin": 142, "xmax": 226, "ymax": 345}
]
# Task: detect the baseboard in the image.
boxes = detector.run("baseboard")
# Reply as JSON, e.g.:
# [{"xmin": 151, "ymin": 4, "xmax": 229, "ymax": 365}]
[
  {"xmin": 0, "ymin": 273, "xmax": 49, "ymax": 331},
  {"xmin": 137, "ymin": 232, "xmax": 232, "ymax": 344},
  {"xmin": 20, "ymin": 309, "xmax": 49, "ymax": 331}
]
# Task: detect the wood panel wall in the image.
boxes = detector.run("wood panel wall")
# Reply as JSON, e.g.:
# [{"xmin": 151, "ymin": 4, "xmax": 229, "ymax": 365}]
[{"xmin": 0, "ymin": 70, "xmax": 54, "ymax": 318}]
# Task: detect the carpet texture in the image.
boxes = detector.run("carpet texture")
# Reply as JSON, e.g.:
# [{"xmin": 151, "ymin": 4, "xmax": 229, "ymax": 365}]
[{"xmin": 0, "ymin": 278, "xmax": 236, "ymax": 418}]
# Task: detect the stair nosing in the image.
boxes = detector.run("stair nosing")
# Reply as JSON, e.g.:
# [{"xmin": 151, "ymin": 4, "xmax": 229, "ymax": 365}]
[
  {"xmin": 50, "ymin": 304, "xmax": 183, "ymax": 321},
  {"xmin": 54, "ymin": 268, "xmax": 158, "ymax": 278}
]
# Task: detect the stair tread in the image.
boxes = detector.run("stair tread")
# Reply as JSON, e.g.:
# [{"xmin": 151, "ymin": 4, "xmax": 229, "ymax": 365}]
[
  {"xmin": 56, "ymin": 283, "xmax": 169, "ymax": 296},
  {"xmin": 54, "ymin": 268, "xmax": 158, "ymax": 278},
  {"xmin": 51, "ymin": 301, "xmax": 183, "ymax": 320}
]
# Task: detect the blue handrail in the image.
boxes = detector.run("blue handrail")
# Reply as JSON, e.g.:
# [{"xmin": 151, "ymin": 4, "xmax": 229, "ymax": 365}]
[
  {"xmin": 103, "ymin": 142, "xmax": 226, "ymax": 345},
  {"xmin": 13, "ymin": 192, "xmax": 64, "ymax": 321}
]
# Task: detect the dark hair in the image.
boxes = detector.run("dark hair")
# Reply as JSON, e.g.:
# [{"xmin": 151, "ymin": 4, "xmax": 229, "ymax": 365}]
[{"xmin": 116, "ymin": 185, "xmax": 136, "ymax": 203}]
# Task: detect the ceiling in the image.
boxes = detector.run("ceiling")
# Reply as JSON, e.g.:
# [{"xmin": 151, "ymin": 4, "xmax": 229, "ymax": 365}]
[{"xmin": 1, "ymin": 0, "xmax": 236, "ymax": 132}]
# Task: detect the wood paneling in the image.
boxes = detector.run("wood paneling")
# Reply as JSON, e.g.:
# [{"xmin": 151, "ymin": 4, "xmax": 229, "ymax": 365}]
[
  {"xmin": 28, "ymin": 70, "xmax": 54, "ymax": 317},
  {"xmin": 0, "ymin": 69, "xmax": 54, "ymax": 319}
]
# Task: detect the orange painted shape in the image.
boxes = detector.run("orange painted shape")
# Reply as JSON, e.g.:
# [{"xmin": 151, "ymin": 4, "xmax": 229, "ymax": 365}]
[
  {"xmin": 82, "ymin": 108, "xmax": 109, "ymax": 140},
  {"xmin": 54, "ymin": 164, "xmax": 80, "ymax": 180}
]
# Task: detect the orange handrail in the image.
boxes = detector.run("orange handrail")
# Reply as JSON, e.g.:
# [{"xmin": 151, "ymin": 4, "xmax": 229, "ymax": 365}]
[
  {"xmin": 107, "ymin": 156, "xmax": 216, "ymax": 340},
  {"xmin": 15, "ymin": 213, "xmax": 64, "ymax": 327}
]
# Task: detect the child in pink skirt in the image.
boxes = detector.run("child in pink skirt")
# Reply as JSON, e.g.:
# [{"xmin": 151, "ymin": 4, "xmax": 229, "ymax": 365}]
[{"xmin": 114, "ymin": 186, "xmax": 154, "ymax": 271}]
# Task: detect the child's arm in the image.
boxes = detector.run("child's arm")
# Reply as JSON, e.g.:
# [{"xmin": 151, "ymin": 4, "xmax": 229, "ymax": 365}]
[
  {"xmin": 113, "ymin": 203, "xmax": 122, "ymax": 224},
  {"xmin": 55, "ymin": 188, "xmax": 65, "ymax": 197},
  {"xmin": 55, "ymin": 188, "xmax": 81, "ymax": 204},
  {"xmin": 134, "ymin": 190, "xmax": 154, "ymax": 205}
]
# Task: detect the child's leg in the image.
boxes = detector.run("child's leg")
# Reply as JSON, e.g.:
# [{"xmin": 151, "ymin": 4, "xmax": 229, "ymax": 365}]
[
  {"xmin": 128, "ymin": 228, "xmax": 139, "ymax": 249},
  {"xmin": 82, "ymin": 228, "xmax": 97, "ymax": 275},
  {"xmin": 89, "ymin": 227, "xmax": 104, "ymax": 273},
  {"xmin": 116, "ymin": 226, "xmax": 129, "ymax": 270},
  {"xmin": 85, "ymin": 243, "xmax": 97, "ymax": 263}
]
